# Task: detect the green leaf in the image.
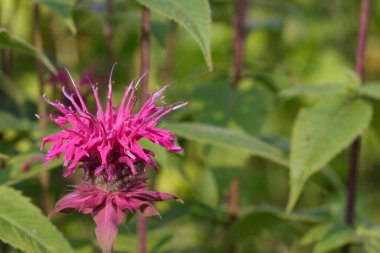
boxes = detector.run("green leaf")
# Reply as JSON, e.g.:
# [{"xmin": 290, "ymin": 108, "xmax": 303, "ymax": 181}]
[
  {"xmin": 302, "ymin": 223, "xmax": 361, "ymax": 251},
  {"xmin": 0, "ymin": 152, "xmax": 62, "ymax": 186},
  {"xmin": 135, "ymin": 0, "xmax": 212, "ymax": 70},
  {"xmin": 287, "ymin": 98, "xmax": 372, "ymax": 211},
  {"xmin": 363, "ymin": 239, "xmax": 380, "ymax": 253},
  {"xmin": 313, "ymin": 225, "xmax": 360, "ymax": 253},
  {"xmin": 0, "ymin": 110, "xmax": 30, "ymax": 132},
  {"xmin": 0, "ymin": 186, "xmax": 74, "ymax": 253},
  {"xmin": 357, "ymin": 225, "xmax": 380, "ymax": 253},
  {"xmin": 0, "ymin": 29, "xmax": 56, "ymax": 74},
  {"xmin": 0, "ymin": 72, "xmax": 25, "ymax": 114},
  {"xmin": 164, "ymin": 122, "xmax": 288, "ymax": 166},
  {"xmin": 35, "ymin": 0, "xmax": 76, "ymax": 33},
  {"xmin": 358, "ymin": 82, "xmax": 380, "ymax": 100},
  {"xmin": 300, "ymin": 223, "xmax": 334, "ymax": 245},
  {"xmin": 223, "ymin": 209, "xmax": 282, "ymax": 247},
  {"xmin": 280, "ymin": 84, "xmax": 348, "ymax": 98}
]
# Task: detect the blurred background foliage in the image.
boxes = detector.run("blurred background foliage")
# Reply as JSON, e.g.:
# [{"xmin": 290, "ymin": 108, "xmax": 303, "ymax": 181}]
[{"xmin": 1, "ymin": 0, "xmax": 380, "ymax": 252}]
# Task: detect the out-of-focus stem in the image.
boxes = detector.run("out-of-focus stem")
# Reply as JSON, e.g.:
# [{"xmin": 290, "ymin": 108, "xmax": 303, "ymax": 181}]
[
  {"xmin": 104, "ymin": 0, "xmax": 113, "ymax": 65},
  {"xmin": 163, "ymin": 22, "xmax": 176, "ymax": 84},
  {"xmin": 227, "ymin": 1, "xmax": 248, "ymax": 252},
  {"xmin": 138, "ymin": 7, "xmax": 150, "ymax": 103},
  {"xmin": 228, "ymin": 176, "xmax": 240, "ymax": 218},
  {"xmin": 341, "ymin": 0, "xmax": 371, "ymax": 252},
  {"xmin": 33, "ymin": 3, "xmax": 52, "ymax": 215},
  {"xmin": 137, "ymin": 213, "xmax": 147, "ymax": 253},
  {"xmin": 232, "ymin": 0, "xmax": 248, "ymax": 89},
  {"xmin": 1, "ymin": 49, "xmax": 12, "ymax": 75},
  {"xmin": 137, "ymin": 6, "xmax": 151, "ymax": 253}
]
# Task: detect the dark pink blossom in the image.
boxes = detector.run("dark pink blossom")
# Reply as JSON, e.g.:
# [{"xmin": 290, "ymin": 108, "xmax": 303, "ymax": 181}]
[
  {"xmin": 50, "ymin": 177, "xmax": 182, "ymax": 253},
  {"xmin": 45, "ymin": 66, "xmax": 105, "ymax": 102},
  {"xmin": 39, "ymin": 66, "xmax": 186, "ymax": 179}
]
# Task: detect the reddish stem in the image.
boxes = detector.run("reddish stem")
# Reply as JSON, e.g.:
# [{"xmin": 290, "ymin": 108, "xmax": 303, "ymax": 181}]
[
  {"xmin": 341, "ymin": 0, "xmax": 371, "ymax": 252},
  {"xmin": 138, "ymin": 7, "xmax": 150, "ymax": 103},
  {"xmin": 227, "ymin": 1, "xmax": 248, "ymax": 252},
  {"xmin": 33, "ymin": 3, "xmax": 52, "ymax": 215},
  {"xmin": 137, "ymin": 6, "xmax": 151, "ymax": 253},
  {"xmin": 232, "ymin": 0, "xmax": 248, "ymax": 89}
]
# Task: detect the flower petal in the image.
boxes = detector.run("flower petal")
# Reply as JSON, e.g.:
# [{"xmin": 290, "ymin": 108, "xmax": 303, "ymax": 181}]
[{"xmin": 92, "ymin": 196, "xmax": 125, "ymax": 253}]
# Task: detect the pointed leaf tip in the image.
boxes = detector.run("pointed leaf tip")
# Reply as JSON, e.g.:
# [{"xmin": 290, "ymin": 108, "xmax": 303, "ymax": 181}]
[{"xmin": 287, "ymin": 98, "xmax": 372, "ymax": 212}]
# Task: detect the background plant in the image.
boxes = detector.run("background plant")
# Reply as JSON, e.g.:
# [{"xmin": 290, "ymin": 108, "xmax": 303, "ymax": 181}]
[{"xmin": 1, "ymin": 0, "xmax": 380, "ymax": 253}]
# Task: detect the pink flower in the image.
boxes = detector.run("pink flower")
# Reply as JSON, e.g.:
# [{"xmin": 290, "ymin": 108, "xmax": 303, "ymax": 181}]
[
  {"xmin": 39, "ymin": 65, "xmax": 187, "ymax": 179},
  {"xmin": 39, "ymin": 66, "xmax": 186, "ymax": 253},
  {"xmin": 49, "ymin": 177, "xmax": 182, "ymax": 253}
]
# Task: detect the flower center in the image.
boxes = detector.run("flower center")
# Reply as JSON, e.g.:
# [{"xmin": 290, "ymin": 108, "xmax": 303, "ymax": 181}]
[{"xmin": 83, "ymin": 168, "xmax": 140, "ymax": 192}]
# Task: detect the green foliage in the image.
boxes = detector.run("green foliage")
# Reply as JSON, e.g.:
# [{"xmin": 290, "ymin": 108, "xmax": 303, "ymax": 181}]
[
  {"xmin": 0, "ymin": 110, "xmax": 30, "ymax": 132},
  {"xmin": 35, "ymin": 0, "xmax": 76, "ymax": 33},
  {"xmin": 357, "ymin": 225, "xmax": 380, "ymax": 253},
  {"xmin": 0, "ymin": 73, "xmax": 25, "ymax": 113},
  {"xmin": 287, "ymin": 98, "xmax": 372, "ymax": 211},
  {"xmin": 135, "ymin": 0, "xmax": 212, "ymax": 70},
  {"xmin": 301, "ymin": 223, "xmax": 363, "ymax": 253},
  {"xmin": 0, "ymin": 186, "xmax": 74, "ymax": 253},
  {"xmin": 165, "ymin": 122, "xmax": 288, "ymax": 166},
  {"xmin": 1, "ymin": 1, "xmax": 380, "ymax": 252},
  {"xmin": 0, "ymin": 29, "xmax": 56, "ymax": 74},
  {"xmin": 223, "ymin": 208, "xmax": 283, "ymax": 248},
  {"xmin": 358, "ymin": 82, "xmax": 380, "ymax": 100},
  {"xmin": 0, "ymin": 152, "xmax": 62, "ymax": 186},
  {"xmin": 280, "ymin": 84, "xmax": 349, "ymax": 98}
]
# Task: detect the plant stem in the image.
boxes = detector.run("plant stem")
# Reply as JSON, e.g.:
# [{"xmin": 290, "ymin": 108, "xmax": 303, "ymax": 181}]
[
  {"xmin": 104, "ymin": 0, "xmax": 114, "ymax": 65},
  {"xmin": 33, "ymin": 3, "xmax": 52, "ymax": 215},
  {"xmin": 227, "ymin": 0, "xmax": 248, "ymax": 253},
  {"xmin": 341, "ymin": 0, "xmax": 371, "ymax": 252},
  {"xmin": 137, "ymin": 6, "xmax": 150, "ymax": 253},
  {"xmin": 232, "ymin": 0, "xmax": 248, "ymax": 89},
  {"xmin": 138, "ymin": 7, "xmax": 150, "ymax": 103},
  {"xmin": 163, "ymin": 22, "xmax": 176, "ymax": 84}
]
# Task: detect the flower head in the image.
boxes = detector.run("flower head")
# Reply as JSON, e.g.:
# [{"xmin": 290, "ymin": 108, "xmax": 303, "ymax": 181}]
[
  {"xmin": 40, "ymin": 66, "xmax": 186, "ymax": 253},
  {"xmin": 40, "ymin": 66, "xmax": 186, "ymax": 180},
  {"xmin": 50, "ymin": 177, "xmax": 182, "ymax": 253}
]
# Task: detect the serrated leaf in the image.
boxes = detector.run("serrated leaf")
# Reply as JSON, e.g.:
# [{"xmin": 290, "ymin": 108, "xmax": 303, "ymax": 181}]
[
  {"xmin": 0, "ymin": 29, "xmax": 56, "ymax": 74},
  {"xmin": 35, "ymin": 0, "xmax": 76, "ymax": 33},
  {"xmin": 0, "ymin": 186, "xmax": 74, "ymax": 253},
  {"xmin": 135, "ymin": 0, "xmax": 212, "ymax": 70},
  {"xmin": 165, "ymin": 122, "xmax": 288, "ymax": 166},
  {"xmin": 280, "ymin": 84, "xmax": 348, "ymax": 98},
  {"xmin": 0, "ymin": 152, "xmax": 62, "ymax": 186},
  {"xmin": 287, "ymin": 98, "xmax": 372, "ymax": 211},
  {"xmin": 358, "ymin": 82, "xmax": 380, "ymax": 100},
  {"xmin": 313, "ymin": 225, "xmax": 360, "ymax": 253}
]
